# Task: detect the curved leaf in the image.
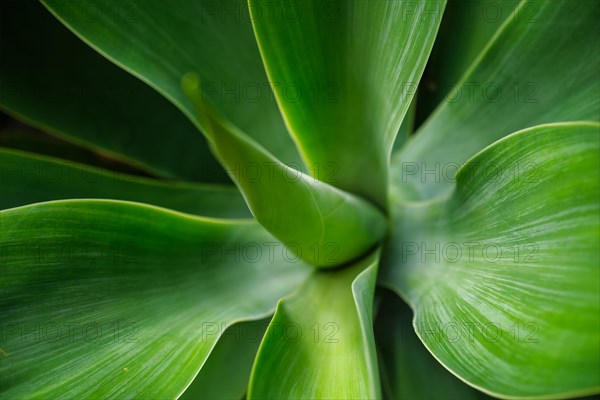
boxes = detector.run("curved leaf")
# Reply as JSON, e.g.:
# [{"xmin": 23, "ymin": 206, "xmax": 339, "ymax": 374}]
[
  {"xmin": 183, "ymin": 75, "xmax": 386, "ymax": 267},
  {"xmin": 250, "ymin": 0, "xmax": 446, "ymax": 208},
  {"xmin": 383, "ymin": 122, "xmax": 600, "ymax": 397},
  {"xmin": 0, "ymin": 148, "xmax": 250, "ymax": 218},
  {"xmin": 0, "ymin": 200, "xmax": 309, "ymax": 398},
  {"xmin": 394, "ymin": 0, "xmax": 600, "ymax": 201},
  {"xmin": 0, "ymin": 119, "xmax": 147, "ymax": 175},
  {"xmin": 40, "ymin": 0, "xmax": 305, "ymax": 170},
  {"xmin": 0, "ymin": 0, "xmax": 225, "ymax": 182},
  {"xmin": 248, "ymin": 251, "xmax": 381, "ymax": 399}
]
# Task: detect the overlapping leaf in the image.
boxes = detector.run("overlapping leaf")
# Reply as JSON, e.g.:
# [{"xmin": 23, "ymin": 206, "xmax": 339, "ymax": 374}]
[
  {"xmin": 394, "ymin": 0, "xmax": 600, "ymax": 201},
  {"xmin": 0, "ymin": 1, "xmax": 225, "ymax": 181},
  {"xmin": 0, "ymin": 200, "xmax": 309, "ymax": 398},
  {"xmin": 183, "ymin": 75, "xmax": 386, "ymax": 267},
  {"xmin": 41, "ymin": 0, "xmax": 305, "ymax": 170},
  {"xmin": 0, "ymin": 148, "xmax": 250, "ymax": 218},
  {"xmin": 383, "ymin": 122, "xmax": 600, "ymax": 397},
  {"xmin": 250, "ymin": 0, "xmax": 446, "ymax": 207},
  {"xmin": 248, "ymin": 251, "xmax": 381, "ymax": 399}
]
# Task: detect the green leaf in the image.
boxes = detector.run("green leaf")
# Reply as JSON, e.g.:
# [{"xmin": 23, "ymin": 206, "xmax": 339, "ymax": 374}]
[
  {"xmin": 40, "ymin": 0, "xmax": 305, "ymax": 170},
  {"xmin": 375, "ymin": 290, "xmax": 484, "ymax": 400},
  {"xmin": 0, "ymin": 200, "xmax": 309, "ymax": 398},
  {"xmin": 394, "ymin": 0, "xmax": 600, "ymax": 201},
  {"xmin": 180, "ymin": 319, "xmax": 268, "ymax": 400},
  {"xmin": 0, "ymin": 119, "xmax": 144, "ymax": 174},
  {"xmin": 250, "ymin": 0, "xmax": 446, "ymax": 208},
  {"xmin": 183, "ymin": 76, "xmax": 386, "ymax": 267},
  {"xmin": 248, "ymin": 251, "xmax": 381, "ymax": 399},
  {"xmin": 0, "ymin": 148, "xmax": 250, "ymax": 218},
  {"xmin": 383, "ymin": 122, "xmax": 600, "ymax": 397},
  {"xmin": 0, "ymin": 0, "xmax": 225, "ymax": 182},
  {"xmin": 418, "ymin": 0, "xmax": 518, "ymax": 117}
]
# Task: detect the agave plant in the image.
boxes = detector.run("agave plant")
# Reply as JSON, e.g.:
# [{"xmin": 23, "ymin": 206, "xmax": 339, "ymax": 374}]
[{"xmin": 0, "ymin": 0, "xmax": 598, "ymax": 398}]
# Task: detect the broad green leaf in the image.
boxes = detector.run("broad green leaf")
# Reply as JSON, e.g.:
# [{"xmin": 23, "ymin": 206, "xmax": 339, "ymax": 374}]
[
  {"xmin": 0, "ymin": 200, "xmax": 309, "ymax": 398},
  {"xmin": 180, "ymin": 319, "xmax": 268, "ymax": 400},
  {"xmin": 383, "ymin": 122, "xmax": 600, "ymax": 397},
  {"xmin": 0, "ymin": 148, "xmax": 250, "ymax": 218},
  {"xmin": 183, "ymin": 75, "xmax": 386, "ymax": 267},
  {"xmin": 394, "ymin": 0, "xmax": 600, "ymax": 201},
  {"xmin": 375, "ymin": 290, "xmax": 483, "ymax": 400},
  {"xmin": 250, "ymin": 0, "xmax": 446, "ymax": 208},
  {"xmin": 0, "ymin": 0, "xmax": 226, "ymax": 182},
  {"xmin": 417, "ymin": 0, "xmax": 518, "ymax": 117},
  {"xmin": 248, "ymin": 251, "xmax": 381, "ymax": 399},
  {"xmin": 41, "ymin": 0, "xmax": 305, "ymax": 170}
]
